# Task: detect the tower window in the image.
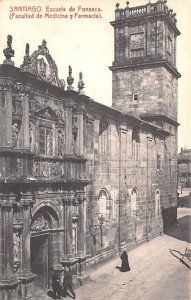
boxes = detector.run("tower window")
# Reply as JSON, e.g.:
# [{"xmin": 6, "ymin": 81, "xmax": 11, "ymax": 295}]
[
  {"xmin": 133, "ymin": 93, "xmax": 138, "ymax": 101},
  {"xmin": 130, "ymin": 30, "xmax": 145, "ymax": 58},
  {"xmin": 1, "ymin": 91, "xmax": 6, "ymax": 108}
]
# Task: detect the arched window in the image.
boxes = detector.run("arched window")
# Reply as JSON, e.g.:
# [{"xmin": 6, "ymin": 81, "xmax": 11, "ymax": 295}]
[
  {"xmin": 98, "ymin": 189, "xmax": 112, "ymax": 220},
  {"xmin": 155, "ymin": 190, "xmax": 160, "ymax": 216},
  {"xmin": 130, "ymin": 26, "xmax": 145, "ymax": 58},
  {"xmin": 99, "ymin": 118, "xmax": 109, "ymax": 155},
  {"xmin": 131, "ymin": 187, "xmax": 138, "ymax": 216},
  {"xmin": 132, "ymin": 128, "xmax": 140, "ymax": 160}
]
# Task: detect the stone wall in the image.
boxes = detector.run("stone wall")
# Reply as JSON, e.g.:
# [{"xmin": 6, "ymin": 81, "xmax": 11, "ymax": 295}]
[
  {"xmin": 112, "ymin": 67, "xmax": 178, "ymax": 121},
  {"xmin": 84, "ymin": 113, "xmax": 176, "ymax": 256}
]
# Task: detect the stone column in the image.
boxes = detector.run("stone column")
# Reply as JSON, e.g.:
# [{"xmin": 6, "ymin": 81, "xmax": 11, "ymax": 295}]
[
  {"xmin": 124, "ymin": 25, "xmax": 129, "ymax": 59},
  {"xmin": 146, "ymin": 136, "xmax": 153, "ymax": 241},
  {"xmin": 65, "ymin": 105, "xmax": 73, "ymax": 154},
  {"xmin": 61, "ymin": 192, "xmax": 78, "ymax": 282},
  {"xmin": 76, "ymin": 194, "xmax": 89, "ymax": 285},
  {"xmin": 0, "ymin": 194, "xmax": 19, "ymax": 300},
  {"xmin": 21, "ymin": 92, "xmax": 30, "ymax": 150},
  {"xmin": 76, "ymin": 106, "xmax": 84, "ymax": 156},
  {"xmin": 77, "ymin": 194, "xmax": 85, "ymax": 254},
  {"xmin": 62, "ymin": 192, "xmax": 74, "ymax": 258},
  {"xmin": 67, "ymin": 193, "xmax": 73, "ymax": 256},
  {"xmin": 17, "ymin": 192, "xmax": 36, "ymax": 300}
]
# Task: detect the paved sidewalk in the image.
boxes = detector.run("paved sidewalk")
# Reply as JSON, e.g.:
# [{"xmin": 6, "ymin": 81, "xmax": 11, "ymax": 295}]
[{"xmin": 35, "ymin": 208, "xmax": 191, "ymax": 300}]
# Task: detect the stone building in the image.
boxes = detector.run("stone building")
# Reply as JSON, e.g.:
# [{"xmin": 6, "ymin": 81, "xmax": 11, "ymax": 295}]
[
  {"xmin": 178, "ymin": 148, "xmax": 191, "ymax": 189},
  {"xmin": 0, "ymin": 1, "xmax": 180, "ymax": 299}
]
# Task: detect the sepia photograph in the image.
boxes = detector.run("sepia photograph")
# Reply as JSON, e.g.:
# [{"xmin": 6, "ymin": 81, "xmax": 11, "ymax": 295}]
[{"xmin": 0, "ymin": 0, "xmax": 190, "ymax": 299}]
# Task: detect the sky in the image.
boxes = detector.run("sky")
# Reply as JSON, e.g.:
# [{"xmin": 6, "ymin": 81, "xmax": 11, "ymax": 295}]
[{"xmin": 0, "ymin": 0, "xmax": 190, "ymax": 151}]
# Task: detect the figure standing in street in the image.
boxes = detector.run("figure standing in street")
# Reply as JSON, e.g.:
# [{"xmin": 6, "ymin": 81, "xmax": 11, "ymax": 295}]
[
  {"xmin": 120, "ymin": 250, "xmax": 131, "ymax": 272},
  {"xmin": 52, "ymin": 271, "xmax": 62, "ymax": 299},
  {"xmin": 62, "ymin": 266, "xmax": 76, "ymax": 299}
]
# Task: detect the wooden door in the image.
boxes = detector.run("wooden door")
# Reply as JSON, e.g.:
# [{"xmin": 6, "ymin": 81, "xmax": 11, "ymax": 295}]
[{"xmin": 31, "ymin": 234, "xmax": 49, "ymax": 288}]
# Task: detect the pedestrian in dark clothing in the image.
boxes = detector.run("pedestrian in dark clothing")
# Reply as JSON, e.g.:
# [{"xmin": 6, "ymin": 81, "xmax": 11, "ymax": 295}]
[
  {"xmin": 120, "ymin": 250, "xmax": 131, "ymax": 272},
  {"xmin": 62, "ymin": 267, "xmax": 76, "ymax": 299},
  {"xmin": 52, "ymin": 271, "xmax": 62, "ymax": 299}
]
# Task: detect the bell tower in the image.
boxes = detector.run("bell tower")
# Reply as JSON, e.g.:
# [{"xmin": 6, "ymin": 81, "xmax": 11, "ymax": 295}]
[{"xmin": 110, "ymin": 0, "xmax": 181, "ymax": 123}]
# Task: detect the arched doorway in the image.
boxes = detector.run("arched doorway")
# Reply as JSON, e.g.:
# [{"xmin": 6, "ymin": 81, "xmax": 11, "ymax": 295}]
[{"xmin": 30, "ymin": 205, "xmax": 60, "ymax": 288}]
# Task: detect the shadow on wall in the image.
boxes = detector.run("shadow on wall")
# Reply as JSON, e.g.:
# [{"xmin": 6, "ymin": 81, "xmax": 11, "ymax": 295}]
[
  {"xmin": 165, "ymin": 215, "xmax": 191, "ymax": 243},
  {"xmin": 179, "ymin": 195, "xmax": 191, "ymax": 208}
]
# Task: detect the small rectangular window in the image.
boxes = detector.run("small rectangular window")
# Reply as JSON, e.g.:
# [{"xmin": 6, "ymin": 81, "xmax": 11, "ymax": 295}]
[
  {"xmin": 169, "ymin": 159, "xmax": 172, "ymax": 179},
  {"xmin": 133, "ymin": 93, "xmax": 138, "ymax": 101},
  {"xmin": 1, "ymin": 91, "xmax": 6, "ymax": 108},
  {"xmin": 157, "ymin": 154, "xmax": 161, "ymax": 170},
  {"xmin": 132, "ymin": 128, "xmax": 140, "ymax": 161}
]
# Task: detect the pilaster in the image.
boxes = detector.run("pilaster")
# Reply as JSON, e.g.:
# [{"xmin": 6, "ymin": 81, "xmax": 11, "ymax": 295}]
[
  {"xmin": 65, "ymin": 105, "xmax": 73, "ymax": 154},
  {"xmin": 16, "ymin": 193, "xmax": 36, "ymax": 300},
  {"xmin": 0, "ymin": 194, "xmax": 19, "ymax": 300},
  {"xmin": 145, "ymin": 136, "xmax": 152, "ymax": 240},
  {"xmin": 75, "ymin": 192, "xmax": 89, "ymax": 285},
  {"xmin": 21, "ymin": 92, "xmax": 30, "ymax": 150},
  {"xmin": 75, "ymin": 106, "xmax": 84, "ymax": 156}
]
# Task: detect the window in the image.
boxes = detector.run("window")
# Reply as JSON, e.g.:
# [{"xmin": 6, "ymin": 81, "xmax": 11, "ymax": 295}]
[
  {"xmin": 131, "ymin": 187, "xmax": 138, "ymax": 216},
  {"xmin": 155, "ymin": 190, "xmax": 160, "ymax": 216},
  {"xmin": 99, "ymin": 118, "xmax": 109, "ymax": 155},
  {"xmin": 1, "ymin": 91, "xmax": 6, "ymax": 108},
  {"xmin": 169, "ymin": 159, "xmax": 172, "ymax": 179},
  {"xmin": 132, "ymin": 128, "xmax": 140, "ymax": 160},
  {"xmin": 157, "ymin": 154, "xmax": 161, "ymax": 170},
  {"xmin": 98, "ymin": 189, "xmax": 112, "ymax": 221},
  {"xmin": 133, "ymin": 93, "xmax": 138, "ymax": 101},
  {"xmin": 100, "ymin": 130, "xmax": 107, "ymax": 155},
  {"xmin": 39, "ymin": 127, "xmax": 53, "ymax": 155},
  {"xmin": 130, "ymin": 30, "xmax": 145, "ymax": 58}
]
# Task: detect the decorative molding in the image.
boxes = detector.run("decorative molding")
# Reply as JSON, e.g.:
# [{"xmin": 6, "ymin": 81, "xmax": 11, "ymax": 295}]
[{"xmin": 20, "ymin": 40, "xmax": 65, "ymax": 88}]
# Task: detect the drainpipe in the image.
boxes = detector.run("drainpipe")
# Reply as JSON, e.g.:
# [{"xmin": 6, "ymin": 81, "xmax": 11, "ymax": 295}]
[
  {"xmin": 146, "ymin": 135, "xmax": 153, "ymax": 241},
  {"xmin": 146, "ymin": 136, "xmax": 149, "ymax": 241},
  {"xmin": 118, "ymin": 128, "xmax": 122, "ymax": 252}
]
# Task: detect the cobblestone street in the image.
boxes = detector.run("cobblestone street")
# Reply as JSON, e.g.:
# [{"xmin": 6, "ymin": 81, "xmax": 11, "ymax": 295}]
[{"xmin": 36, "ymin": 207, "xmax": 191, "ymax": 300}]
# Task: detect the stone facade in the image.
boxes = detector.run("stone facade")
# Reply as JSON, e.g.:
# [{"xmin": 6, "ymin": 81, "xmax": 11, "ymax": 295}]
[
  {"xmin": 178, "ymin": 148, "xmax": 191, "ymax": 188},
  {"xmin": 0, "ymin": 1, "xmax": 180, "ymax": 299}
]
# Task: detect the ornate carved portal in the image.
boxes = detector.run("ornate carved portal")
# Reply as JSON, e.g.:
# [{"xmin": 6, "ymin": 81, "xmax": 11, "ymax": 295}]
[
  {"xmin": 30, "ymin": 205, "xmax": 60, "ymax": 288},
  {"xmin": 31, "ymin": 206, "xmax": 59, "ymax": 232}
]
